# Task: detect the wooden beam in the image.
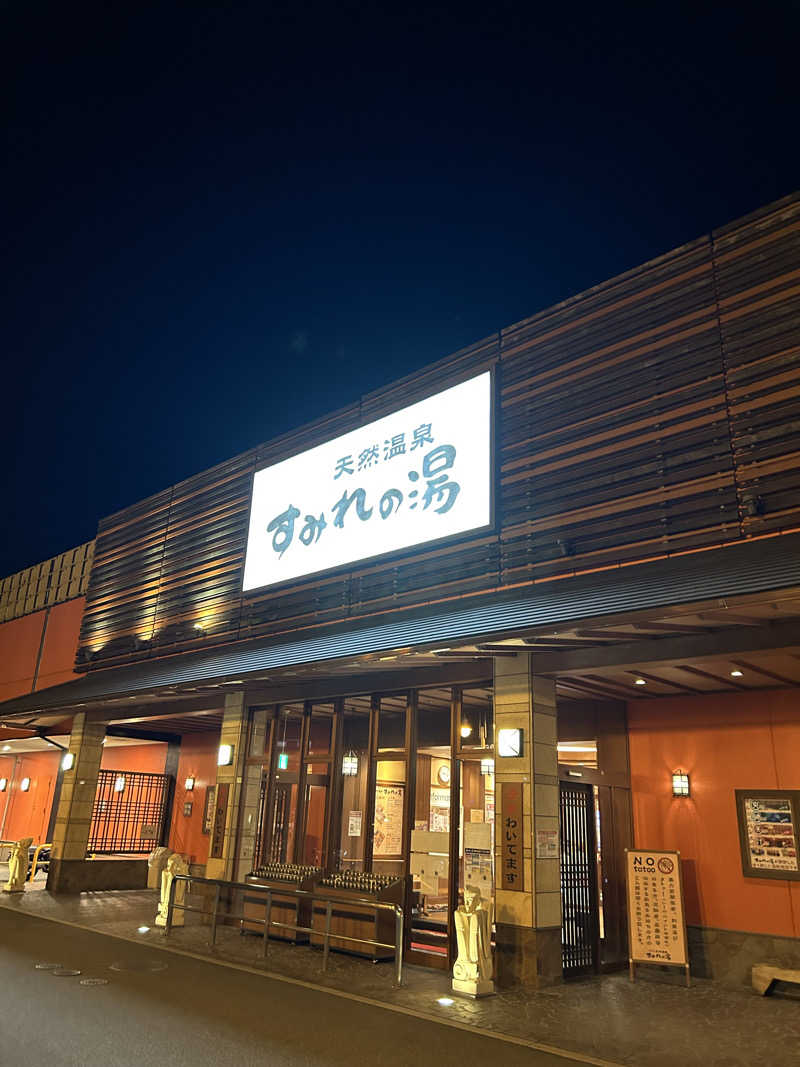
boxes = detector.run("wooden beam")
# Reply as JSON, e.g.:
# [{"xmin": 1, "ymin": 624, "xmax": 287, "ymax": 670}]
[{"xmin": 525, "ymin": 620, "xmax": 800, "ymax": 674}]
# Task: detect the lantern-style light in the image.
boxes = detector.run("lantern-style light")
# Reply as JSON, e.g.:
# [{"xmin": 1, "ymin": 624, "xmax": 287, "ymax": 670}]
[
  {"xmin": 672, "ymin": 771, "xmax": 690, "ymax": 797},
  {"xmin": 114, "ymin": 775, "xmax": 126, "ymax": 793},
  {"xmin": 184, "ymin": 776, "xmax": 195, "ymax": 791},
  {"xmin": 342, "ymin": 751, "xmax": 359, "ymax": 776},
  {"xmin": 20, "ymin": 777, "xmax": 31, "ymax": 792}
]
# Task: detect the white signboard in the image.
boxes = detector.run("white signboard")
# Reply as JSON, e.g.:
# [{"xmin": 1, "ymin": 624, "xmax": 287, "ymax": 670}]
[{"xmin": 243, "ymin": 372, "xmax": 492, "ymax": 591}]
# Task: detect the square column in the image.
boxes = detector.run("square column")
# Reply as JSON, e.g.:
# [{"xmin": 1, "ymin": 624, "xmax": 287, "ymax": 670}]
[
  {"xmin": 205, "ymin": 692, "xmax": 249, "ymax": 882},
  {"xmin": 47, "ymin": 712, "xmax": 106, "ymax": 892},
  {"xmin": 494, "ymin": 653, "xmax": 562, "ymax": 988}
]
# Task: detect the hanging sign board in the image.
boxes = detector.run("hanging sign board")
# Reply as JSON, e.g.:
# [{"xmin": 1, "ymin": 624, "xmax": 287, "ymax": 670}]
[
  {"xmin": 500, "ymin": 781, "xmax": 524, "ymax": 892},
  {"xmin": 373, "ymin": 784, "xmax": 404, "ymax": 857},
  {"xmin": 242, "ymin": 371, "xmax": 493, "ymax": 592},
  {"xmin": 625, "ymin": 849, "xmax": 689, "ymax": 985}
]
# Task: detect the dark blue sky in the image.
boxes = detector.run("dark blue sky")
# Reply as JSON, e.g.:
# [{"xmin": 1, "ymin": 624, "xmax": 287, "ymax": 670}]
[{"xmin": 3, "ymin": 2, "xmax": 798, "ymax": 575}]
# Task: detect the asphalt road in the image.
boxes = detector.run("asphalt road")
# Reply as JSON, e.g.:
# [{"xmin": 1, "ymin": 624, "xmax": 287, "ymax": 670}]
[{"xmin": 0, "ymin": 910, "xmax": 577, "ymax": 1067}]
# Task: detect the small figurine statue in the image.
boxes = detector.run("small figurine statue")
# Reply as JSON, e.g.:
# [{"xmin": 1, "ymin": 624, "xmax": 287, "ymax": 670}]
[
  {"xmin": 3, "ymin": 838, "xmax": 33, "ymax": 894},
  {"xmin": 452, "ymin": 884, "xmax": 494, "ymax": 997},
  {"xmin": 155, "ymin": 852, "xmax": 190, "ymax": 927}
]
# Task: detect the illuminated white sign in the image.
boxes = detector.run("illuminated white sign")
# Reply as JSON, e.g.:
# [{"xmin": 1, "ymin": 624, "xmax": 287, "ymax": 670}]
[{"xmin": 243, "ymin": 371, "xmax": 492, "ymax": 592}]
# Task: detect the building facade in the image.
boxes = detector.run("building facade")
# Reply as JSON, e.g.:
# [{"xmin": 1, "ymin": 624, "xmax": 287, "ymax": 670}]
[{"xmin": 1, "ymin": 192, "xmax": 799, "ymax": 989}]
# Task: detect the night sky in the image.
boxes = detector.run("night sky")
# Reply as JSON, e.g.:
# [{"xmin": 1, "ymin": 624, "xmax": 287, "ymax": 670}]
[{"xmin": 3, "ymin": 2, "xmax": 798, "ymax": 576}]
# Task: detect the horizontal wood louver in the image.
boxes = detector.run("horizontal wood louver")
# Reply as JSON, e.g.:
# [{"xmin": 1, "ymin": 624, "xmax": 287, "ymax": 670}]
[{"xmin": 75, "ymin": 193, "xmax": 800, "ymax": 672}]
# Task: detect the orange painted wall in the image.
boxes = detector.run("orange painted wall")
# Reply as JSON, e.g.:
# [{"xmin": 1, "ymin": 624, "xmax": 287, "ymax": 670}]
[
  {"xmin": 628, "ymin": 689, "xmax": 800, "ymax": 939},
  {"xmin": 168, "ymin": 733, "xmax": 219, "ymax": 866},
  {"xmin": 100, "ymin": 743, "xmax": 167, "ymax": 775},
  {"xmin": 0, "ymin": 598, "xmax": 85, "ymax": 702},
  {"xmin": 0, "ymin": 750, "xmax": 60, "ymax": 842}
]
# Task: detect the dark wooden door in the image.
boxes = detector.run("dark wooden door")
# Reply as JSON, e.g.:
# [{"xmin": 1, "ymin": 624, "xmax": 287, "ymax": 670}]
[{"xmin": 560, "ymin": 781, "xmax": 600, "ymax": 977}]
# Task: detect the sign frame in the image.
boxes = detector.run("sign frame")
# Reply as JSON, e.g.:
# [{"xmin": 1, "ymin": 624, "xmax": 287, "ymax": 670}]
[
  {"xmin": 625, "ymin": 848, "xmax": 690, "ymax": 987},
  {"xmin": 500, "ymin": 781, "xmax": 524, "ymax": 892},
  {"xmin": 241, "ymin": 369, "xmax": 497, "ymax": 596},
  {"xmin": 735, "ymin": 789, "xmax": 800, "ymax": 881}
]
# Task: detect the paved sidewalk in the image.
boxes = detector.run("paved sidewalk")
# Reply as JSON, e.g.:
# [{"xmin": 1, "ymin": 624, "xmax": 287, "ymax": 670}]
[{"xmin": 1, "ymin": 886, "xmax": 798, "ymax": 1066}]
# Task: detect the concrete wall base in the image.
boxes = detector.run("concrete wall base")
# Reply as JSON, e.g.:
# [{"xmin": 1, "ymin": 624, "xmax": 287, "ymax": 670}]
[
  {"xmin": 687, "ymin": 925, "xmax": 800, "ymax": 989},
  {"xmin": 47, "ymin": 858, "xmax": 148, "ymax": 893},
  {"xmin": 495, "ymin": 923, "xmax": 562, "ymax": 989}
]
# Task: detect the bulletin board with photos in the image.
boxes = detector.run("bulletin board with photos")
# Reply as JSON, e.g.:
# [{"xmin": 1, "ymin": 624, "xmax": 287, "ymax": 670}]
[{"xmin": 735, "ymin": 789, "xmax": 800, "ymax": 881}]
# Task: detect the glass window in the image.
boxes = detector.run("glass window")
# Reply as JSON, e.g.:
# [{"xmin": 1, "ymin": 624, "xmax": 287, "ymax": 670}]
[
  {"xmin": 301, "ymin": 783, "xmax": 328, "ymax": 865},
  {"xmin": 307, "ymin": 703, "xmax": 334, "ymax": 756},
  {"xmin": 557, "ymin": 740, "xmax": 598, "ymax": 769},
  {"xmin": 460, "ymin": 687, "xmax": 494, "ymax": 749},
  {"xmin": 417, "ymin": 688, "xmax": 451, "ymax": 748},
  {"xmin": 274, "ymin": 704, "xmax": 303, "ymax": 772},
  {"xmin": 336, "ymin": 697, "xmax": 371, "ymax": 872},
  {"xmin": 377, "ymin": 694, "xmax": 407, "ymax": 751}
]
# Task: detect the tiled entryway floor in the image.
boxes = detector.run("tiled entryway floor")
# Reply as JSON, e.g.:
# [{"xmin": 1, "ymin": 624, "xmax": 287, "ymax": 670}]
[{"xmin": 1, "ymin": 885, "xmax": 798, "ymax": 1067}]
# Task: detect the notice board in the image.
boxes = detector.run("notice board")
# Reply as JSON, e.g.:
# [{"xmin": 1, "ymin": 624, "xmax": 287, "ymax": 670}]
[{"xmin": 625, "ymin": 848, "xmax": 689, "ymax": 984}]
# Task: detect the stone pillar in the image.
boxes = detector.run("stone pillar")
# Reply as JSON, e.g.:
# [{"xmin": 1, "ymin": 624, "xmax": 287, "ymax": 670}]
[
  {"xmin": 494, "ymin": 653, "xmax": 562, "ymax": 988},
  {"xmin": 205, "ymin": 692, "xmax": 249, "ymax": 882},
  {"xmin": 47, "ymin": 713, "xmax": 106, "ymax": 893},
  {"xmin": 233, "ymin": 707, "xmax": 269, "ymax": 881}
]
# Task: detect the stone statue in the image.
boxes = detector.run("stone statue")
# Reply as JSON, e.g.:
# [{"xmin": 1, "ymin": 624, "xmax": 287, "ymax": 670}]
[
  {"xmin": 3, "ymin": 838, "xmax": 33, "ymax": 894},
  {"xmin": 147, "ymin": 846, "xmax": 172, "ymax": 890},
  {"xmin": 155, "ymin": 852, "xmax": 190, "ymax": 927},
  {"xmin": 452, "ymin": 884, "xmax": 494, "ymax": 997}
]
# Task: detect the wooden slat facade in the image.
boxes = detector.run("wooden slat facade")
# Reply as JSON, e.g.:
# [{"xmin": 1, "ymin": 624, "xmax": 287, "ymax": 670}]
[{"xmin": 76, "ymin": 193, "xmax": 800, "ymax": 671}]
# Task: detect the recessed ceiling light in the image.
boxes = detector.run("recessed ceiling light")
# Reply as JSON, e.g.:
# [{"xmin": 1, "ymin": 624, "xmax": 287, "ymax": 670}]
[
  {"xmin": 730, "ymin": 669, "xmax": 743, "ymax": 678},
  {"xmin": 634, "ymin": 678, "xmax": 647, "ymax": 686}
]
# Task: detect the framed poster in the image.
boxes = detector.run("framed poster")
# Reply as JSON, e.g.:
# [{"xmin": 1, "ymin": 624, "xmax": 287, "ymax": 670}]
[
  {"xmin": 625, "ymin": 849, "xmax": 689, "ymax": 985},
  {"xmin": 373, "ymin": 783, "xmax": 404, "ymax": 857},
  {"xmin": 735, "ymin": 790, "xmax": 800, "ymax": 880}
]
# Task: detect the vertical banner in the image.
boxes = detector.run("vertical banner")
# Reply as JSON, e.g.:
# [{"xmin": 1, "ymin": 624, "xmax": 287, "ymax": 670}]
[
  {"xmin": 210, "ymin": 783, "xmax": 230, "ymax": 860},
  {"xmin": 625, "ymin": 849, "xmax": 689, "ymax": 985},
  {"xmin": 500, "ymin": 781, "xmax": 524, "ymax": 891}
]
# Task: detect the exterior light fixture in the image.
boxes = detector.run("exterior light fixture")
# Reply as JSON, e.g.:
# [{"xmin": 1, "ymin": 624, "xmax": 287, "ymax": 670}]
[
  {"xmin": 437, "ymin": 997, "xmax": 454, "ymax": 1007},
  {"xmin": 730, "ymin": 669, "xmax": 743, "ymax": 678},
  {"xmin": 277, "ymin": 753, "xmax": 289, "ymax": 770},
  {"xmin": 635, "ymin": 678, "xmax": 647, "ymax": 686},
  {"xmin": 217, "ymin": 743, "xmax": 234, "ymax": 767},
  {"xmin": 114, "ymin": 775, "xmax": 126, "ymax": 793},
  {"xmin": 0, "ymin": 778, "xmax": 7, "ymax": 791},
  {"xmin": 2, "ymin": 744, "xmax": 10, "ymax": 752},
  {"xmin": 460, "ymin": 724, "xmax": 473, "ymax": 739},
  {"xmin": 497, "ymin": 728, "xmax": 523, "ymax": 757},
  {"xmin": 184, "ymin": 776, "xmax": 195, "ymax": 791},
  {"xmin": 62, "ymin": 752, "xmax": 75, "ymax": 771},
  {"xmin": 480, "ymin": 758, "xmax": 494, "ymax": 776},
  {"xmin": 20, "ymin": 777, "xmax": 31, "ymax": 792},
  {"xmin": 672, "ymin": 771, "xmax": 690, "ymax": 797},
  {"xmin": 342, "ymin": 751, "xmax": 359, "ymax": 776},
  {"xmin": 137, "ymin": 925, "xmax": 150, "ymax": 934}
]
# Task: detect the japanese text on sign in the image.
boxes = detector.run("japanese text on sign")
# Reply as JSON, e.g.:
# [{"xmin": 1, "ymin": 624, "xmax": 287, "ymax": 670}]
[
  {"xmin": 242, "ymin": 372, "xmax": 492, "ymax": 591},
  {"xmin": 501, "ymin": 781, "xmax": 524, "ymax": 892},
  {"xmin": 625, "ymin": 850, "xmax": 687, "ymax": 966}
]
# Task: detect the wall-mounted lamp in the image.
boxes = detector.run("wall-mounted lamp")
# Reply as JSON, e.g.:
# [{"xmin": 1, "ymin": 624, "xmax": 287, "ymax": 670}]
[
  {"xmin": 342, "ymin": 751, "xmax": 359, "ymax": 776},
  {"xmin": 460, "ymin": 724, "xmax": 473, "ymax": 739},
  {"xmin": 184, "ymin": 776, "xmax": 195, "ymax": 791},
  {"xmin": 62, "ymin": 752, "xmax": 75, "ymax": 771},
  {"xmin": 497, "ymin": 728, "xmax": 523, "ymax": 758},
  {"xmin": 217, "ymin": 744, "xmax": 234, "ymax": 767},
  {"xmin": 480, "ymin": 758, "xmax": 494, "ymax": 776},
  {"xmin": 0, "ymin": 778, "xmax": 7, "ymax": 791},
  {"xmin": 20, "ymin": 777, "xmax": 31, "ymax": 792},
  {"xmin": 114, "ymin": 775, "xmax": 126, "ymax": 793},
  {"xmin": 672, "ymin": 771, "xmax": 690, "ymax": 797}
]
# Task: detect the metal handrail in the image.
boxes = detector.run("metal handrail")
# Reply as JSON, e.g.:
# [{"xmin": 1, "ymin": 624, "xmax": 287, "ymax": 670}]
[
  {"xmin": 164, "ymin": 873, "xmax": 404, "ymax": 985},
  {"xmin": 0, "ymin": 839, "xmax": 51, "ymax": 882},
  {"xmin": 28, "ymin": 842, "xmax": 52, "ymax": 882}
]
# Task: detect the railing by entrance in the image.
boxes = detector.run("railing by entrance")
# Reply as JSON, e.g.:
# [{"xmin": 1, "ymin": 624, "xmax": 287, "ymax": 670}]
[
  {"xmin": 87, "ymin": 769, "xmax": 170, "ymax": 854},
  {"xmin": 164, "ymin": 873, "xmax": 405, "ymax": 985}
]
